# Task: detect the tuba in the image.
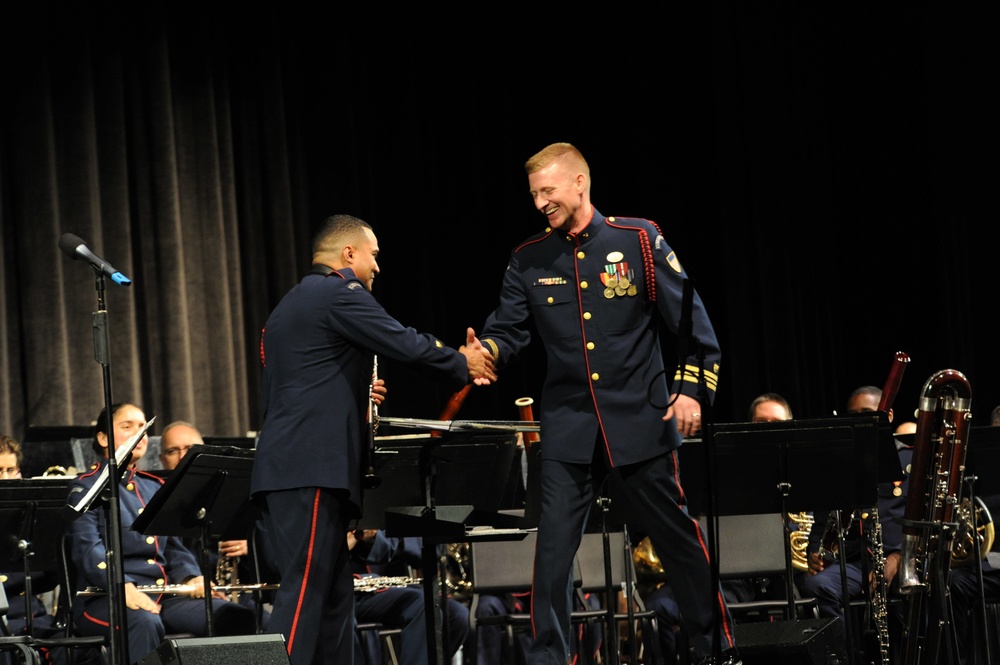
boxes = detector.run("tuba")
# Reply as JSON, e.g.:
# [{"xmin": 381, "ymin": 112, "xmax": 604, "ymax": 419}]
[{"xmin": 899, "ymin": 369, "xmax": 972, "ymax": 665}]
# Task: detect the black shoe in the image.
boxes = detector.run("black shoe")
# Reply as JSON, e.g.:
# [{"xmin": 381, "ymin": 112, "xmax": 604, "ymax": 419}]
[{"xmin": 695, "ymin": 647, "xmax": 742, "ymax": 665}]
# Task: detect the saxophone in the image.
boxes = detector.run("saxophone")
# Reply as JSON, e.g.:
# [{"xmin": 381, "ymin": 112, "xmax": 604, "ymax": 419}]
[{"xmin": 788, "ymin": 512, "xmax": 814, "ymax": 572}]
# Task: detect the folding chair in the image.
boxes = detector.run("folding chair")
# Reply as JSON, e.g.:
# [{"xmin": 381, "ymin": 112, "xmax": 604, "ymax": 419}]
[
  {"xmin": 467, "ymin": 532, "xmax": 539, "ymax": 665},
  {"xmin": 0, "ymin": 581, "xmax": 42, "ymax": 665},
  {"xmin": 573, "ymin": 531, "xmax": 661, "ymax": 664},
  {"xmin": 703, "ymin": 513, "xmax": 819, "ymax": 622},
  {"xmin": 467, "ymin": 532, "xmax": 587, "ymax": 665},
  {"xmin": 355, "ymin": 621, "xmax": 402, "ymax": 665}
]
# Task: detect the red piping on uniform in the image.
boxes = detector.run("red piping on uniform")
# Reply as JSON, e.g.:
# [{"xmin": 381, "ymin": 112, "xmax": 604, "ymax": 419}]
[
  {"xmin": 287, "ymin": 489, "xmax": 322, "ymax": 656},
  {"xmin": 570, "ymin": 232, "xmax": 614, "ymax": 468},
  {"xmin": 83, "ymin": 611, "xmax": 110, "ymax": 627},
  {"xmin": 674, "ymin": 450, "xmax": 737, "ymax": 649},
  {"xmin": 585, "ymin": 220, "xmax": 662, "ymax": 468}
]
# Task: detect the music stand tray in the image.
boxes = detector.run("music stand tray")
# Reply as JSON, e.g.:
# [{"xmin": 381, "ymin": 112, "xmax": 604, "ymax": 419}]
[
  {"xmin": 357, "ymin": 431, "xmax": 519, "ymax": 537},
  {"xmin": 680, "ymin": 414, "xmax": 890, "ymax": 517},
  {"xmin": 130, "ymin": 445, "xmax": 257, "ymax": 541}
]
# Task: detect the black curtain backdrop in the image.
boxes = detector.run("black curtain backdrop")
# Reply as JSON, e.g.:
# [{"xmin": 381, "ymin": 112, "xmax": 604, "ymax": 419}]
[{"xmin": 0, "ymin": 5, "xmax": 994, "ymax": 445}]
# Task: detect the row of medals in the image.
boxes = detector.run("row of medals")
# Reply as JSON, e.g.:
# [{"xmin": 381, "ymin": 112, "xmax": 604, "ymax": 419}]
[{"xmin": 604, "ymin": 276, "xmax": 638, "ymax": 299}]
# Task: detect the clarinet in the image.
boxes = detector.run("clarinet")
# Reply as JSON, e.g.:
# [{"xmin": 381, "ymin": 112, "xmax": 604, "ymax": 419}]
[
  {"xmin": 362, "ymin": 355, "xmax": 381, "ymax": 489},
  {"xmin": 869, "ymin": 506, "xmax": 891, "ymax": 665}
]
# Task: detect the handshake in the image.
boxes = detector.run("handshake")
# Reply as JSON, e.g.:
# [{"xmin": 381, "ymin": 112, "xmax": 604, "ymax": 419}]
[{"xmin": 459, "ymin": 327, "xmax": 497, "ymax": 385}]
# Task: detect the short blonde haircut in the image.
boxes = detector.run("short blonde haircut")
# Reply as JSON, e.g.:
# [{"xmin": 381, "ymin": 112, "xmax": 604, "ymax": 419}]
[{"xmin": 525, "ymin": 142, "xmax": 590, "ymax": 181}]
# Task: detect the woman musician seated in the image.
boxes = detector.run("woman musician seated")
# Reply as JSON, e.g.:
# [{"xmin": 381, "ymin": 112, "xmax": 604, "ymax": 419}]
[{"xmin": 65, "ymin": 402, "xmax": 258, "ymax": 665}]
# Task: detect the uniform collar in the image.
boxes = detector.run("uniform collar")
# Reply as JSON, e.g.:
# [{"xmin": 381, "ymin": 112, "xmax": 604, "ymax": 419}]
[{"xmin": 557, "ymin": 208, "xmax": 605, "ymax": 243}]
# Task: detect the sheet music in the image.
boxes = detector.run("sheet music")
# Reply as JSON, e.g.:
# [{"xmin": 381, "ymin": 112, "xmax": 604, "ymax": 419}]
[{"xmin": 65, "ymin": 416, "xmax": 157, "ymax": 516}]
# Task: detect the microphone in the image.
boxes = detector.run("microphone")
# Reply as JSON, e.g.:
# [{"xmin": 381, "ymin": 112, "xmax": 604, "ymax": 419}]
[{"xmin": 58, "ymin": 233, "xmax": 132, "ymax": 286}]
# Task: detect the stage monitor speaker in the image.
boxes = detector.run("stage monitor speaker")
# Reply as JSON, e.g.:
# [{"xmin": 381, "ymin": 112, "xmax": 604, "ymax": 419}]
[
  {"xmin": 137, "ymin": 634, "xmax": 290, "ymax": 665},
  {"xmin": 735, "ymin": 618, "xmax": 847, "ymax": 665}
]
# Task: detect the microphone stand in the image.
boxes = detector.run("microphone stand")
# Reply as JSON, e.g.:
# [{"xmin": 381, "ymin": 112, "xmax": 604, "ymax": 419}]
[{"xmin": 91, "ymin": 269, "xmax": 130, "ymax": 665}]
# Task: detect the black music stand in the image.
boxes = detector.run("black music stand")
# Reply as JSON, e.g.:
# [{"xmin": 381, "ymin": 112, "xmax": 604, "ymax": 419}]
[
  {"xmin": 358, "ymin": 432, "xmax": 520, "ymax": 534},
  {"xmin": 130, "ymin": 445, "xmax": 258, "ymax": 636},
  {"xmin": 358, "ymin": 431, "xmax": 520, "ymax": 665},
  {"xmin": 0, "ymin": 478, "xmax": 72, "ymax": 635},
  {"xmin": 676, "ymin": 415, "xmax": 890, "ymax": 665},
  {"xmin": 957, "ymin": 425, "xmax": 1000, "ymax": 665}
]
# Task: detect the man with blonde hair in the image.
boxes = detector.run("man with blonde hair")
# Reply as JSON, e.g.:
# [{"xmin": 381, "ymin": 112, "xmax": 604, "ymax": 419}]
[{"xmin": 478, "ymin": 144, "xmax": 739, "ymax": 665}]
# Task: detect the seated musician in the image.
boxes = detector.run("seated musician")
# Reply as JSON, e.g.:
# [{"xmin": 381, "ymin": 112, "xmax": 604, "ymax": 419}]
[
  {"xmin": 158, "ymin": 420, "xmax": 270, "ymax": 630},
  {"xmin": 351, "ymin": 529, "xmax": 469, "ymax": 665},
  {"xmin": 721, "ymin": 393, "xmax": 800, "ymax": 609},
  {"xmin": 65, "ymin": 402, "xmax": 256, "ymax": 665},
  {"xmin": 800, "ymin": 386, "xmax": 1000, "ymax": 664},
  {"xmin": 797, "ymin": 386, "xmax": 907, "ymax": 660}
]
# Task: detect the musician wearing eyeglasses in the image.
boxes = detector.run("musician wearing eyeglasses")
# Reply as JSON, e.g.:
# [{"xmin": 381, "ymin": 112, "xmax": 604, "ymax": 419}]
[
  {"xmin": 65, "ymin": 403, "xmax": 258, "ymax": 664},
  {"xmin": 159, "ymin": 420, "xmax": 270, "ymax": 630}
]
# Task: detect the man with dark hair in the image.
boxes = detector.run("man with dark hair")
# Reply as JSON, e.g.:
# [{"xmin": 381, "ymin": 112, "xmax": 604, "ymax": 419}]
[
  {"xmin": 252, "ymin": 214, "xmax": 496, "ymax": 665},
  {"xmin": 159, "ymin": 420, "xmax": 270, "ymax": 630}
]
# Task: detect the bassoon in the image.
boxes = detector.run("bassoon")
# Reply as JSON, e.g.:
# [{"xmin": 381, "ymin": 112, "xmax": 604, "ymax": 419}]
[{"xmin": 901, "ymin": 369, "xmax": 972, "ymax": 665}]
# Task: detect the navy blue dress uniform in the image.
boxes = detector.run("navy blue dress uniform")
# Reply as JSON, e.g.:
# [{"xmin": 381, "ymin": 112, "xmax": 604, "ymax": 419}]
[
  {"xmin": 252, "ymin": 266, "xmax": 471, "ymax": 665},
  {"xmin": 66, "ymin": 460, "xmax": 256, "ymax": 664},
  {"xmin": 479, "ymin": 210, "xmax": 737, "ymax": 663}
]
